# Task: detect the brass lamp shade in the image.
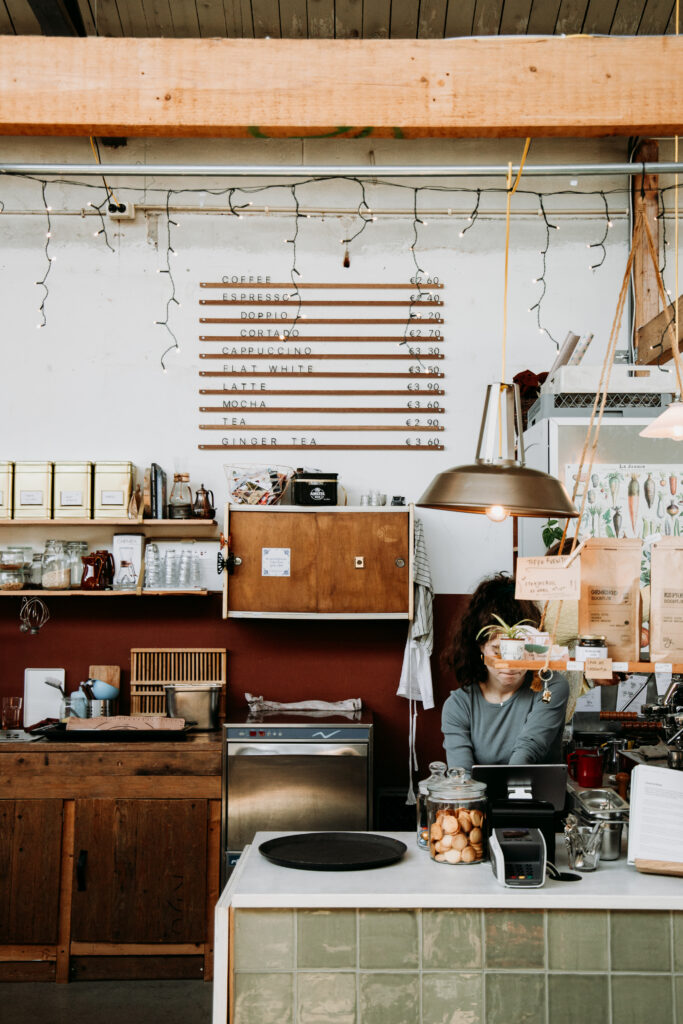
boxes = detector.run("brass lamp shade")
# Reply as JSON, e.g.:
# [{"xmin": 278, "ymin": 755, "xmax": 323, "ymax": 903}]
[
  {"xmin": 417, "ymin": 461, "xmax": 578, "ymax": 518},
  {"xmin": 417, "ymin": 382, "xmax": 578, "ymax": 519}
]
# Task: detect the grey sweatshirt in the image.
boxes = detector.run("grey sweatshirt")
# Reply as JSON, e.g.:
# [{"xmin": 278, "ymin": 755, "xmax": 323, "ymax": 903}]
[{"xmin": 441, "ymin": 673, "xmax": 570, "ymax": 770}]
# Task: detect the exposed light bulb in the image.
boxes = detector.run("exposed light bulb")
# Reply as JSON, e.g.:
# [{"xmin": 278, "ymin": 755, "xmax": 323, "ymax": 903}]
[{"xmin": 485, "ymin": 505, "xmax": 509, "ymax": 522}]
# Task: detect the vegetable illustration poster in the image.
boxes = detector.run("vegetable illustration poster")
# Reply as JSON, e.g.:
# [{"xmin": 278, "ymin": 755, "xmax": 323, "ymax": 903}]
[{"xmin": 565, "ymin": 463, "xmax": 683, "ymax": 583}]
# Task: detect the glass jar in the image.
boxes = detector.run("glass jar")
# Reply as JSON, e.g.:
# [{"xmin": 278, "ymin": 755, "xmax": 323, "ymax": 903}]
[
  {"xmin": 30, "ymin": 552, "xmax": 43, "ymax": 587},
  {"xmin": 416, "ymin": 761, "xmax": 447, "ymax": 849},
  {"xmin": 426, "ymin": 769, "xmax": 488, "ymax": 865},
  {"xmin": 0, "ymin": 547, "xmax": 26, "ymax": 570},
  {"xmin": 0, "ymin": 566, "xmax": 24, "ymax": 591},
  {"xmin": 42, "ymin": 540, "xmax": 71, "ymax": 589},
  {"xmin": 168, "ymin": 473, "xmax": 193, "ymax": 519},
  {"xmin": 66, "ymin": 541, "xmax": 88, "ymax": 587}
]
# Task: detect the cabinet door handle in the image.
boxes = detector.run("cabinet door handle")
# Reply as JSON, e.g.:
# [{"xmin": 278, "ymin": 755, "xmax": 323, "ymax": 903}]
[{"xmin": 76, "ymin": 849, "xmax": 88, "ymax": 891}]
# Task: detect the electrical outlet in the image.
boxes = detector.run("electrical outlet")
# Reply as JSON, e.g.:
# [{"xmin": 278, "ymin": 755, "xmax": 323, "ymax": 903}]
[{"xmin": 107, "ymin": 202, "xmax": 135, "ymax": 220}]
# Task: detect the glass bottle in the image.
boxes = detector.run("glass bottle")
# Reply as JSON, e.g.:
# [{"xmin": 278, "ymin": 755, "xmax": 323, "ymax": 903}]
[
  {"xmin": 426, "ymin": 769, "xmax": 488, "ymax": 865},
  {"xmin": 168, "ymin": 473, "xmax": 193, "ymax": 519},
  {"xmin": 66, "ymin": 541, "xmax": 88, "ymax": 587},
  {"xmin": 416, "ymin": 761, "xmax": 447, "ymax": 849},
  {"xmin": 42, "ymin": 540, "xmax": 71, "ymax": 590}
]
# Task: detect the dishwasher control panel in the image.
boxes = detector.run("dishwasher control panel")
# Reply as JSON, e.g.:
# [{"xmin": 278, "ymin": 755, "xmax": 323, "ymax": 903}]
[{"xmin": 226, "ymin": 726, "xmax": 372, "ymax": 740}]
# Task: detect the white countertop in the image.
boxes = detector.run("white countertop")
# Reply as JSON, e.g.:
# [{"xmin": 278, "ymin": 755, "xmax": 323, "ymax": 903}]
[{"xmin": 220, "ymin": 831, "xmax": 683, "ymax": 911}]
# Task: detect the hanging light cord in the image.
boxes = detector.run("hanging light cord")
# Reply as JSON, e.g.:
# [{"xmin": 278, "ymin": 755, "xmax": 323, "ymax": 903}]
[
  {"xmin": 501, "ymin": 137, "xmax": 532, "ymax": 383},
  {"xmin": 675, "ymin": 0, "xmax": 680, "ymax": 395}
]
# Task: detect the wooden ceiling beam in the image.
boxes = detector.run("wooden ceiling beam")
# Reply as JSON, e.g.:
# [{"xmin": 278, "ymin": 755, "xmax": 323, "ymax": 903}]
[{"xmin": 0, "ymin": 35, "xmax": 683, "ymax": 138}]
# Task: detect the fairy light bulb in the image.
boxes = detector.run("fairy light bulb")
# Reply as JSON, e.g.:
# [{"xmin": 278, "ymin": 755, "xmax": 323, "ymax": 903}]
[{"xmin": 485, "ymin": 505, "xmax": 509, "ymax": 522}]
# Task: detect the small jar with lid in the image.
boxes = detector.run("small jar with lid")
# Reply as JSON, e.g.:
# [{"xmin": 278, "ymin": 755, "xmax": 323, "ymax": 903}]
[
  {"xmin": 416, "ymin": 761, "xmax": 447, "ymax": 849},
  {"xmin": 42, "ymin": 540, "xmax": 71, "ymax": 590},
  {"xmin": 576, "ymin": 635, "xmax": 608, "ymax": 689},
  {"xmin": 426, "ymin": 769, "xmax": 488, "ymax": 865},
  {"xmin": 0, "ymin": 566, "xmax": 24, "ymax": 591},
  {"xmin": 0, "ymin": 547, "xmax": 26, "ymax": 570}
]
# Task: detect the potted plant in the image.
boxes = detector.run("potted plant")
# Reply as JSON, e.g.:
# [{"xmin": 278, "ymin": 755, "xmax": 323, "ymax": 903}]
[{"xmin": 476, "ymin": 615, "xmax": 534, "ymax": 661}]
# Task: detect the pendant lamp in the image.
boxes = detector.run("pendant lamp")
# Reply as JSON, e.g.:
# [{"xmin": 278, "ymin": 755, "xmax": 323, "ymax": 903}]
[
  {"xmin": 417, "ymin": 381, "xmax": 578, "ymax": 520},
  {"xmin": 418, "ymin": 139, "xmax": 576, "ymax": 524},
  {"xmin": 639, "ymin": 398, "xmax": 683, "ymax": 439},
  {"xmin": 641, "ymin": 123, "xmax": 682, "ymax": 440}
]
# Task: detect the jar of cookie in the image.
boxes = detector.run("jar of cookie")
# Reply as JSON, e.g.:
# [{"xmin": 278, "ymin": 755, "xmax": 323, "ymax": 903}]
[{"xmin": 426, "ymin": 768, "xmax": 487, "ymax": 865}]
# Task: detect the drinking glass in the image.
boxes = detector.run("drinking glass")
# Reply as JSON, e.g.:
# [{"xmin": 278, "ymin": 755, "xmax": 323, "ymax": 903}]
[
  {"xmin": 2, "ymin": 696, "xmax": 23, "ymax": 730},
  {"xmin": 164, "ymin": 549, "xmax": 180, "ymax": 588}
]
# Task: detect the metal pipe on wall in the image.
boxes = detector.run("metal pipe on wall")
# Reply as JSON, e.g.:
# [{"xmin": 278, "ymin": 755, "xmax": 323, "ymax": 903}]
[{"xmin": 2, "ymin": 162, "xmax": 683, "ymax": 178}]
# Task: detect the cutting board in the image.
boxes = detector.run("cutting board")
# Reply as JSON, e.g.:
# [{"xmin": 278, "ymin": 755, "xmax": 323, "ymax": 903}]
[
  {"xmin": 23, "ymin": 668, "xmax": 65, "ymax": 728},
  {"xmin": 88, "ymin": 665, "xmax": 121, "ymax": 689}
]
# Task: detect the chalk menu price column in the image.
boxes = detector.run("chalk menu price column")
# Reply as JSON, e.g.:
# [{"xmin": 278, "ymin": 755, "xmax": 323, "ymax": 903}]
[{"xmin": 197, "ymin": 278, "xmax": 446, "ymax": 451}]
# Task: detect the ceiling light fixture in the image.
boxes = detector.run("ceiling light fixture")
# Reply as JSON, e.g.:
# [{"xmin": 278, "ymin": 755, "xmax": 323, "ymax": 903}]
[{"xmin": 418, "ymin": 139, "xmax": 577, "ymax": 524}]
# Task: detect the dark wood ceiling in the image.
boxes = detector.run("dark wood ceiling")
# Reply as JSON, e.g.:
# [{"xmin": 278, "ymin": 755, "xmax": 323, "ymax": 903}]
[{"xmin": 0, "ymin": 0, "xmax": 677, "ymax": 39}]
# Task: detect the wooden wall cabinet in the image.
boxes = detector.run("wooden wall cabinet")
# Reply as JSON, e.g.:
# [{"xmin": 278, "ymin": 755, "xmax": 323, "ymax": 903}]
[
  {"xmin": 0, "ymin": 740, "xmax": 221, "ymax": 983},
  {"xmin": 222, "ymin": 505, "xmax": 414, "ymax": 619}
]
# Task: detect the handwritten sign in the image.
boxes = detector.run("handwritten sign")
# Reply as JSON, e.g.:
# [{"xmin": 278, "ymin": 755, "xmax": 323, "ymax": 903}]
[
  {"xmin": 583, "ymin": 657, "xmax": 613, "ymax": 680},
  {"xmin": 515, "ymin": 555, "xmax": 580, "ymax": 601}
]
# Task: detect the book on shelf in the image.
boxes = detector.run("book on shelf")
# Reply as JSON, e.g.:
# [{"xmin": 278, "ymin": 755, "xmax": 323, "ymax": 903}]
[
  {"xmin": 150, "ymin": 463, "xmax": 167, "ymax": 520},
  {"xmin": 627, "ymin": 763, "xmax": 683, "ymax": 876}
]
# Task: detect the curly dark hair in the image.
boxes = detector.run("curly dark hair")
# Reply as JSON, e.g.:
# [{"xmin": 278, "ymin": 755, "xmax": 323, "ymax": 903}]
[{"xmin": 444, "ymin": 573, "xmax": 541, "ymax": 690}]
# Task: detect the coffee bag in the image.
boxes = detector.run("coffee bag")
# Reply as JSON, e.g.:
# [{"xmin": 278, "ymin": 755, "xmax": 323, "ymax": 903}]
[
  {"xmin": 579, "ymin": 539, "xmax": 642, "ymax": 661},
  {"xmin": 650, "ymin": 538, "xmax": 683, "ymax": 661}
]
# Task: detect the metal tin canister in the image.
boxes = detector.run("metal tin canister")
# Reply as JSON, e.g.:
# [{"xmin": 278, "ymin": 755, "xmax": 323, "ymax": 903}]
[
  {"xmin": 13, "ymin": 461, "xmax": 53, "ymax": 519},
  {"xmin": 53, "ymin": 461, "xmax": 93, "ymax": 518},
  {"xmin": 0, "ymin": 462, "xmax": 13, "ymax": 519},
  {"xmin": 93, "ymin": 461, "xmax": 133, "ymax": 520}
]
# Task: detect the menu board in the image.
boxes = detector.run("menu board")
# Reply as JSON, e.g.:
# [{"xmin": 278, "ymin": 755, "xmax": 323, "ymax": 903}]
[{"xmin": 197, "ymin": 277, "xmax": 446, "ymax": 451}]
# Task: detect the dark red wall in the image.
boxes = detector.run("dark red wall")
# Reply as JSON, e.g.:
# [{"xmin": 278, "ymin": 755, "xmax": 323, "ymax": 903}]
[{"xmin": 0, "ymin": 594, "xmax": 467, "ymax": 794}]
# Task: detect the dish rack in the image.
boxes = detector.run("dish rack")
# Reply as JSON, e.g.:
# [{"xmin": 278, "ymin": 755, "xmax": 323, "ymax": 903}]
[{"xmin": 130, "ymin": 648, "xmax": 227, "ymax": 719}]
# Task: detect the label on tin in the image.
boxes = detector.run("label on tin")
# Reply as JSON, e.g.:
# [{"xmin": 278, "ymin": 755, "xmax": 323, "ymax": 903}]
[
  {"xmin": 101, "ymin": 490, "xmax": 124, "ymax": 506},
  {"xmin": 60, "ymin": 490, "xmax": 83, "ymax": 506},
  {"xmin": 19, "ymin": 490, "xmax": 43, "ymax": 505}
]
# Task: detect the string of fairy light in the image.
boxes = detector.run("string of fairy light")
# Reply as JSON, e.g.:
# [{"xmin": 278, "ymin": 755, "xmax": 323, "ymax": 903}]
[{"xmin": 6, "ymin": 171, "xmax": 682, "ymax": 370}]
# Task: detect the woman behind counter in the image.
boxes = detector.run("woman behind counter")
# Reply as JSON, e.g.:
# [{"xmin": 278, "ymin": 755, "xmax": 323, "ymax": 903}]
[{"xmin": 442, "ymin": 574, "xmax": 569, "ymax": 771}]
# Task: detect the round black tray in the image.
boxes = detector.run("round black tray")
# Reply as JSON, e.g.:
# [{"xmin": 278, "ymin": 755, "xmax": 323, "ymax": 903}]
[{"xmin": 259, "ymin": 832, "xmax": 407, "ymax": 871}]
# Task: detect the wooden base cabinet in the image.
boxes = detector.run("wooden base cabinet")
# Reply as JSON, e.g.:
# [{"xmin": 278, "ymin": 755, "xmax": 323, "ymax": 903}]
[
  {"xmin": 0, "ymin": 800, "xmax": 63, "ymax": 944},
  {"xmin": 0, "ymin": 739, "xmax": 221, "ymax": 982},
  {"xmin": 71, "ymin": 799, "xmax": 208, "ymax": 944}
]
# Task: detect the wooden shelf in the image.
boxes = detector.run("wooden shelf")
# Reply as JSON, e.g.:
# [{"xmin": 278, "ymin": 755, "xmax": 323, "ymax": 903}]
[
  {"xmin": 0, "ymin": 519, "xmax": 216, "ymax": 527},
  {"xmin": 495, "ymin": 659, "xmax": 683, "ymax": 673},
  {"xmin": 0, "ymin": 589, "xmax": 210, "ymax": 598}
]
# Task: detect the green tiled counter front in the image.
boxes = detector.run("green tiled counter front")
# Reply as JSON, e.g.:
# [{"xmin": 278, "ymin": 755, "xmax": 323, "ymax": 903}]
[
  {"xmin": 213, "ymin": 834, "xmax": 683, "ymax": 1024},
  {"xmin": 229, "ymin": 907, "xmax": 681, "ymax": 1024}
]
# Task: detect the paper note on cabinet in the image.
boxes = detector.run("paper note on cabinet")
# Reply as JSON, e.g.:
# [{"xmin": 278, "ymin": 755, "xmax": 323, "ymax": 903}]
[{"xmin": 262, "ymin": 547, "xmax": 291, "ymax": 578}]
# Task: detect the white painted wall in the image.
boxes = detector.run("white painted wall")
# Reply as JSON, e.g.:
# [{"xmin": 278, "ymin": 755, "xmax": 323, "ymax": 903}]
[{"xmin": 0, "ymin": 135, "xmax": 662, "ymax": 592}]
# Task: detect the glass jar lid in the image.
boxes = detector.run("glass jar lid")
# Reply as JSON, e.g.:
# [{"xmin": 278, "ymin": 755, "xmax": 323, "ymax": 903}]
[{"xmin": 427, "ymin": 767, "xmax": 487, "ymax": 801}]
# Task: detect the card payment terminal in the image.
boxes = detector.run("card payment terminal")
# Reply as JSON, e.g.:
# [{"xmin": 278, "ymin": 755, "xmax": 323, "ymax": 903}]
[{"xmin": 489, "ymin": 827, "xmax": 547, "ymax": 888}]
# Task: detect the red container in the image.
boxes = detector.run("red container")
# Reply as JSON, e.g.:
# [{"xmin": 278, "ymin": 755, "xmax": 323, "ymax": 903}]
[{"xmin": 567, "ymin": 749, "xmax": 604, "ymax": 788}]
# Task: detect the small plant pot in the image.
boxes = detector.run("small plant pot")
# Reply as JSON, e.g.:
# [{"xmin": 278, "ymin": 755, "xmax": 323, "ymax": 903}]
[{"xmin": 499, "ymin": 638, "xmax": 526, "ymax": 661}]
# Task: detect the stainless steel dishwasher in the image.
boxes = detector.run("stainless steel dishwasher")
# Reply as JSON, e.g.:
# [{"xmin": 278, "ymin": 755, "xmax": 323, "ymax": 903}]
[{"xmin": 222, "ymin": 709, "xmax": 373, "ymax": 879}]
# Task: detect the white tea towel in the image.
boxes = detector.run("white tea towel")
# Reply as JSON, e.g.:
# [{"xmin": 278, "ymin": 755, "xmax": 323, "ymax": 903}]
[
  {"xmin": 395, "ymin": 518, "xmax": 434, "ymax": 804},
  {"xmin": 396, "ymin": 518, "xmax": 434, "ymax": 709},
  {"xmin": 245, "ymin": 694, "xmax": 362, "ymax": 713}
]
